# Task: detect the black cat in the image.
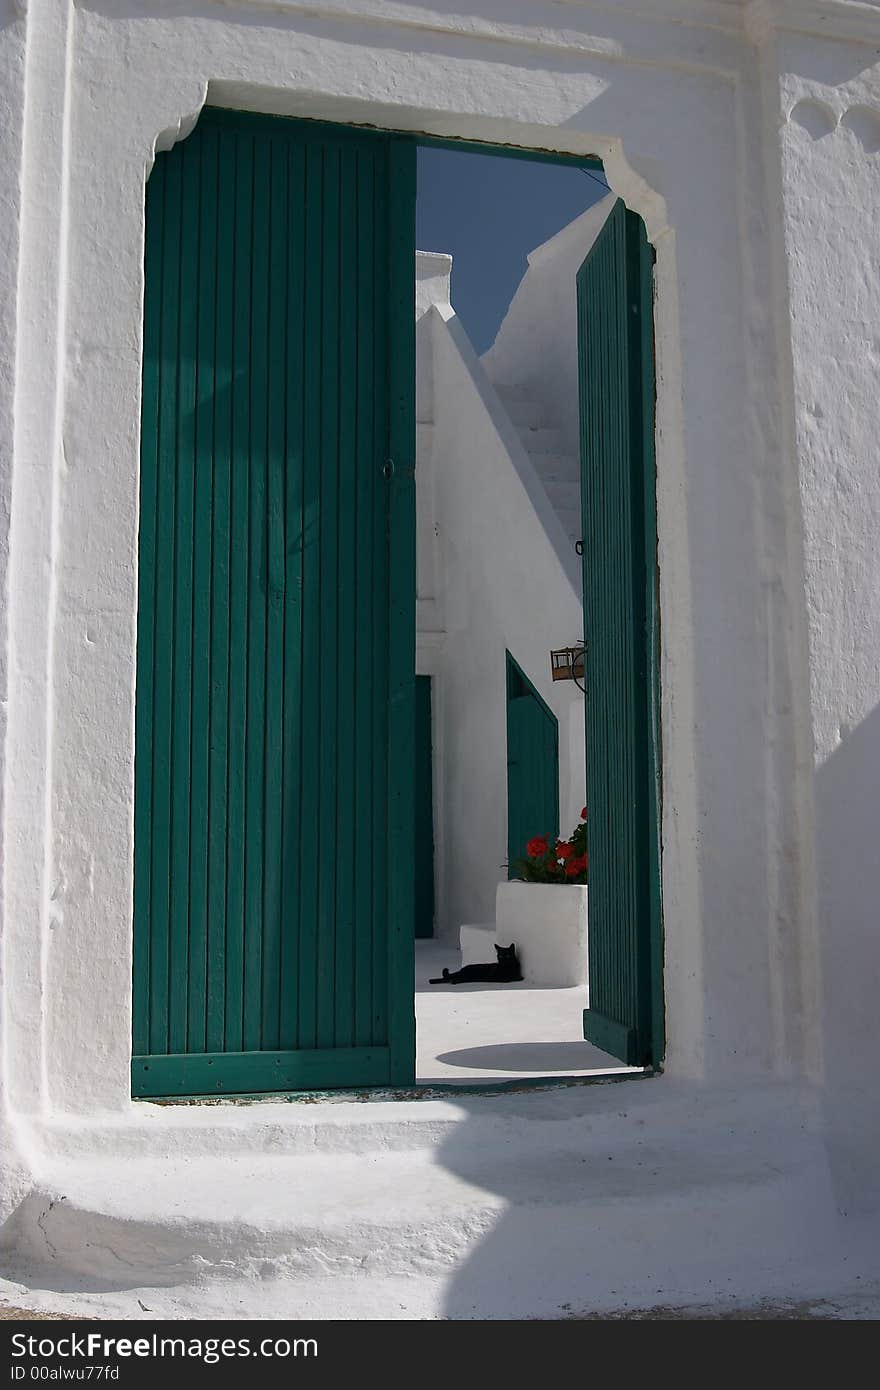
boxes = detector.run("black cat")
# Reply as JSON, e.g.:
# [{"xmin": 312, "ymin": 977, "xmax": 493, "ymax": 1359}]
[{"xmin": 429, "ymin": 942, "xmax": 522, "ymax": 985}]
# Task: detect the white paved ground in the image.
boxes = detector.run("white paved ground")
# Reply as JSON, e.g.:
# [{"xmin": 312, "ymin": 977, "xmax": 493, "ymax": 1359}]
[{"xmin": 415, "ymin": 939, "xmax": 633, "ymax": 1084}]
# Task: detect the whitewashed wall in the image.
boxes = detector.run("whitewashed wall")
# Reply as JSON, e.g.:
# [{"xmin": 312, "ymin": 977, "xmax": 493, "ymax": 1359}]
[
  {"xmin": 767, "ymin": 17, "xmax": 880, "ymax": 1196},
  {"xmin": 426, "ymin": 304, "xmax": 586, "ymax": 940},
  {"xmin": 482, "ymin": 195, "xmax": 617, "ymax": 461},
  {"xmin": 0, "ymin": 0, "xmax": 876, "ymax": 1171},
  {"xmin": 0, "ymin": 0, "xmax": 34, "ymax": 1219}
]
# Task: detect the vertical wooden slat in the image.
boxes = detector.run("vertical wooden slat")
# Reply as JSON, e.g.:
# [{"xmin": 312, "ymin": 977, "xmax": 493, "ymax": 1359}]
[
  {"xmin": 316, "ymin": 142, "xmax": 341, "ymax": 1051},
  {"xmin": 224, "ymin": 133, "xmax": 253, "ymax": 1054},
  {"xmin": 296, "ymin": 140, "xmax": 323, "ymax": 1052},
  {"xmin": 261, "ymin": 137, "xmax": 289, "ymax": 1051},
  {"xmin": 132, "ymin": 160, "xmax": 164, "ymax": 1057},
  {"xmin": 187, "ymin": 126, "xmax": 218, "ymax": 1056},
  {"xmin": 205, "ymin": 128, "xmax": 234, "ymax": 1053},
  {"xmin": 148, "ymin": 147, "xmax": 182, "ymax": 1057},
  {"xmin": 168, "ymin": 138, "xmax": 199, "ymax": 1053},
  {"xmin": 414, "ymin": 676, "xmax": 435, "ymax": 939},
  {"xmin": 385, "ymin": 138, "xmax": 416, "ymax": 1083},
  {"xmin": 278, "ymin": 140, "xmax": 305, "ymax": 1051},
  {"xmin": 333, "ymin": 144, "xmax": 359, "ymax": 1044},
  {"xmin": 353, "ymin": 147, "xmax": 376, "ymax": 1047},
  {"xmin": 370, "ymin": 150, "xmax": 389, "ymax": 1050},
  {"xmin": 242, "ymin": 136, "xmax": 270, "ymax": 1051}
]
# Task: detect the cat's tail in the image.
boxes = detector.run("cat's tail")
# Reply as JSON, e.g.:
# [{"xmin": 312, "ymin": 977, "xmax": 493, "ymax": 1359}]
[{"xmin": 428, "ymin": 968, "xmax": 450, "ymax": 984}]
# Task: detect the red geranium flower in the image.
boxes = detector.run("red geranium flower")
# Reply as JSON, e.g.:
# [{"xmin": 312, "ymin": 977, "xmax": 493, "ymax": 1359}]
[
  {"xmin": 565, "ymin": 854, "xmax": 587, "ymax": 878},
  {"xmin": 580, "ymin": 807, "xmax": 587, "ymax": 820},
  {"xmin": 556, "ymin": 841, "xmax": 574, "ymax": 861},
  {"xmin": 526, "ymin": 835, "xmax": 549, "ymax": 859}
]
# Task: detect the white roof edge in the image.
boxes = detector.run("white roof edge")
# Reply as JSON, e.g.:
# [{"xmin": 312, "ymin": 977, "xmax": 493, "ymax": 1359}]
[
  {"xmin": 525, "ymin": 193, "xmax": 617, "ymax": 268},
  {"xmin": 416, "ymin": 249, "xmax": 453, "ymax": 272}
]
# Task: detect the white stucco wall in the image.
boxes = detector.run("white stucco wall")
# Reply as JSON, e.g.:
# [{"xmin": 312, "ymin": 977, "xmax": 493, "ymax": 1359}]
[
  {"xmin": 0, "ymin": 0, "xmax": 33, "ymax": 1219},
  {"xmin": 0, "ymin": 0, "xmax": 799, "ymax": 1130},
  {"xmin": 427, "ymin": 305, "xmax": 585, "ymax": 939},
  {"xmin": 0, "ymin": 0, "xmax": 876, "ymax": 1212},
  {"xmin": 765, "ymin": 17, "xmax": 880, "ymax": 1192},
  {"xmin": 482, "ymin": 194, "xmax": 617, "ymax": 459}
]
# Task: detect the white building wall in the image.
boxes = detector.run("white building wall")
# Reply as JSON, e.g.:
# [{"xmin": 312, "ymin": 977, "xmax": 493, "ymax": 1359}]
[
  {"xmin": 765, "ymin": 17, "xmax": 880, "ymax": 1189},
  {"xmin": 0, "ymin": 2, "xmax": 877, "ymax": 1271},
  {"xmin": 426, "ymin": 304, "xmax": 585, "ymax": 940},
  {"xmin": 0, "ymin": 0, "xmax": 33, "ymax": 1216},
  {"xmin": 0, "ymin": 0, "xmax": 804, "ymax": 1127},
  {"xmin": 482, "ymin": 195, "xmax": 617, "ymax": 460}
]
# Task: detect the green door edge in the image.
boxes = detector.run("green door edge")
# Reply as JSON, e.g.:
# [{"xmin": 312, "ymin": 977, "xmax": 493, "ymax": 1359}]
[
  {"xmin": 578, "ymin": 203, "xmax": 664, "ymax": 1070},
  {"xmin": 414, "ymin": 676, "xmax": 435, "ymax": 938}
]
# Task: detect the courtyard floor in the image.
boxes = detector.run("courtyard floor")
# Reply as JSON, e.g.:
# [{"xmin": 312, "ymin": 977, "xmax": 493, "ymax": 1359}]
[{"xmin": 414, "ymin": 939, "xmax": 634, "ymax": 1085}]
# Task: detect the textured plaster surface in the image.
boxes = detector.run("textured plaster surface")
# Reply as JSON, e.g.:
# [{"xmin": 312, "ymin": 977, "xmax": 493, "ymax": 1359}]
[
  {"xmin": 482, "ymin": 195, "xmax": 617, "ymax": 463},
  {"xmin": 2, "ymin": 1079, "xmax": 880, "ymax": 1319},
  {"xmin": 771, "ymin": 21, "xmax": 880, "ymax": 1218},
  {"xmin": 428, "ymin": 305, "xmax": 585, "ymax": 937},
  {"xmin": 1, "ymin": 0, "xmax": 879, "ymax": 1321},
  {"xmin": 3, "ymin": 0, "xmax": 770, "ymax": 1126}
]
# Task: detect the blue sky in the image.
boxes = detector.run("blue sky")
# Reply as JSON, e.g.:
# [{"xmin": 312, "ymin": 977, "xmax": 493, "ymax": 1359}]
[{"xmin": 416, "ymin": 146, "xmax": 609, "ymax": 354}]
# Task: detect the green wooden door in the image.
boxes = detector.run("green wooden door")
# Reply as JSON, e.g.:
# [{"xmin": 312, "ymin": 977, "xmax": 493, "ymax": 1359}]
[
  {"xmin": 577, "ymin": 199, "xmax": 663, "ymax": 1067},
  {"xmin": 506, "ymin": 653, "xmax": 560, "ymax": 873},
  {"xmin": 132, "ymin": 110, "xmax": 416, "ymax": 1097},
  {"xmin": 414, "ymin": 676, "xmax": 435, "ymax": 938}
]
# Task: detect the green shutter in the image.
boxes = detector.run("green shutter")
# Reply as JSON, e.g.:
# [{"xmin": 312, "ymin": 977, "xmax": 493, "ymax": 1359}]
[
  {"xmin": 414, "ymin": 676, "xmax": 435, "ymax": 938},
  {"xmin": 132, "ymin": 110, "xmax": 416, "ymax": 1096},
  {"xmin": 506, "ymin": 653, "xmax": 560, "ymax": 872},
  {"xmin": 577, "ymin": 200, "xmax": 663, "ymax": 1068}
]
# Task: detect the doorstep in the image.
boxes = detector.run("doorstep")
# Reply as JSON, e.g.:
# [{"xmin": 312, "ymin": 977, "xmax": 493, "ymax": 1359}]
[{"xmin": 5, "ymin": 1080, "xmax": 878, "ymax": 1322}]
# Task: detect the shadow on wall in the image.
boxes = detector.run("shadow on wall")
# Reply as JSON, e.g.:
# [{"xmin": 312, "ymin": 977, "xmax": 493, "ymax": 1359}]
[{"xmin": 816, "ymin": 701, "xmax": 880, "ymax": 1217}]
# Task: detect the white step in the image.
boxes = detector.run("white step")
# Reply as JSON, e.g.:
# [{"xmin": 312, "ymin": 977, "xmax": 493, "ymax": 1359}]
[{"xmin": 5, "ymin": 1082, "xmax": 872, "ymax": 1320}]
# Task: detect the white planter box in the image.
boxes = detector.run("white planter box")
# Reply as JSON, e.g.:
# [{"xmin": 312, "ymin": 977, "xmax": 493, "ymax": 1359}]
[
  {"xmin": 495, "ymin": 881, "xmax": 589, "ymax": 990},
  {"xmin": 459, "ymin": 922, "xmax": 496, "ymax": 967}
]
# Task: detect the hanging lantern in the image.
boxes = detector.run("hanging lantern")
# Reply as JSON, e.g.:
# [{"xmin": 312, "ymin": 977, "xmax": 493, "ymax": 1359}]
[{"xmin": 550, "ymin": 644, "xmax": 585, "ymax": 687}]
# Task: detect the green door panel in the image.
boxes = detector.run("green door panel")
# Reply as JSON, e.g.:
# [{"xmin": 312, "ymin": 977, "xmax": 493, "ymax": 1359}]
[
  {"xmin": 506, "ymin": 653, "xmax": 560, "ymax": 873},
  {"xmin": 577, "ymin": 199, "xmax": 663, "ymax": 1068},
  {"xmin": 132, "ymin": 109, "xmax": 416, "ymax": 1097},
  {"xmin": 414, "ymin": 676, "xmax": 435, "ymax": 938}
]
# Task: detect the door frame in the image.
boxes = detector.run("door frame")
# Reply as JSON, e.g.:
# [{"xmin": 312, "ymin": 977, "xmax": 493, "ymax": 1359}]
[{"xmin": 131, "ymin": 109, "xmax": 662, "ymax": 1094}]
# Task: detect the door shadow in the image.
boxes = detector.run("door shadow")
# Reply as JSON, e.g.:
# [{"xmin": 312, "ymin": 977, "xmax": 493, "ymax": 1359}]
[{"xmin": 436, "ymin": 1041, "xmax": 614, "ymax": 1072}]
